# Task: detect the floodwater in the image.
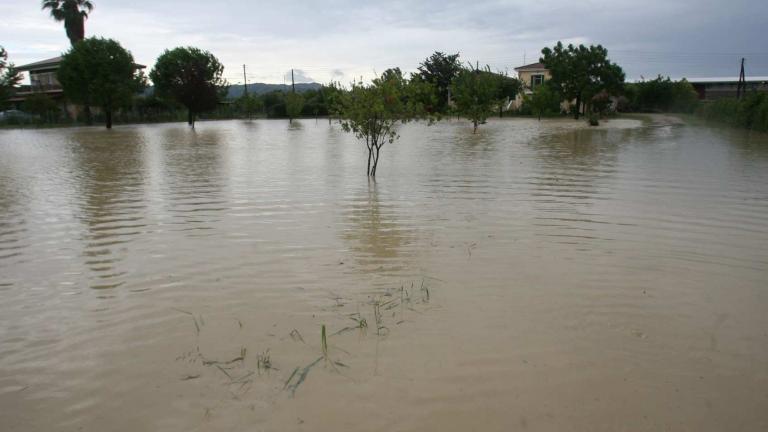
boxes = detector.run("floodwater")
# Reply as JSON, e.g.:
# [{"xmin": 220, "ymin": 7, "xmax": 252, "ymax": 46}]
[{"xmin": 1, "ymin": 116, "xmax": 767, "ymax": 431}]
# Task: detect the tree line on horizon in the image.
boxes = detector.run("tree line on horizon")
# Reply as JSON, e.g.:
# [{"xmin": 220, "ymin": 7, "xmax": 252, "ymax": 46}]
[{"xmin": 1, "ymin": 0, "xmax": 766, "ymax": 175}]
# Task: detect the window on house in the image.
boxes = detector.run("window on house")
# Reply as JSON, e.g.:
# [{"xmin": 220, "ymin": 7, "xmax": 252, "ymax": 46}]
[{"xmin": 531, "ymin": 74, "xmax": 544, "ymax": 89}]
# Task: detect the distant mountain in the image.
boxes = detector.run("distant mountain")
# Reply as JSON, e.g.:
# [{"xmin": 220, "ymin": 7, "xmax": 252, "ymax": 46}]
[{"xmin": 143, "ymin": 82, "xmax": 323, "ymax": 100}]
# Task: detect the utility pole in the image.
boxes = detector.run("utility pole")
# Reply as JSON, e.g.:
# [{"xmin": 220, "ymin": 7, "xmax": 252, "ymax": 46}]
[
  {"xmin": 243, "ymin": 64, "xmax": 248, "ymax": 96},
  {"xmin": 737, "ymin": 58, "xmax": 746, "ymax": 100},
  {"xmin": 291, "ymin": 68, "xmax": 295, "ymax": 93}
]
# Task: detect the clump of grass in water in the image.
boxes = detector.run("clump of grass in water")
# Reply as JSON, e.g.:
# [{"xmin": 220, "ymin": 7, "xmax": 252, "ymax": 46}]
[
  {"xmin": 283, "ymin": 324, "xmax": 350, "ymax": 396},
  {"xmin": 257, "ymin": 349, "xmax": 273, "ymax": 374}
]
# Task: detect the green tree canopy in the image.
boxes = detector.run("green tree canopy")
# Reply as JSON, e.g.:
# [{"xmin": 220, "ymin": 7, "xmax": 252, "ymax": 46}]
[
  {"xmin": 0, "ymin": 46, "xmax": 22, "ymax": 108},
  {"xmin": 495, "ymin": 73, "xmax": 522, "ymax": 117},
  {"xmin": 339, "ymin": 71, "xmax": 436, "ymax": 177},
  {"xmin": 418, "ymin": 51, "xmax": 462, "ymax": 112},
  {"xmin": 42, "ymin": 0, "xmax": 93, "ymax": 46},
  {"xmin": 540, "ymin": 42, "xmax": 625, "ymax": 119},
  {"xmin": 22, "ymin": 93, "xmax": 60, "ymax": 121},
  {"xmin": 451, "ymin": 66, "xmax": 499, "ymax": 133},
  {"xmin": 625, "ymin": 76, "xmax": 699, "ymax": 113},
  {"xmin": 150, "ymin": 47, "xmax": 226, "ymax": 128},
  {"xmin": 235, "ymin": 93, "xmax": 262, "ymax": 119},
  {"xmin": 58, "ymin": 37, "xmax": 144, "ymax": 128},
  {"xmin": 526, "ymin": 81, "xmax": 561, "ymax": 120},
  {"xmin": 285, "ymin": 92, "xmax": 304, "ymax": 123}
]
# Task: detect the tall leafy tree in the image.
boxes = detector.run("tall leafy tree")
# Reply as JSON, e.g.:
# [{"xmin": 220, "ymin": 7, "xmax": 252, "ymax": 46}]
[
  {"xmin": 418, "ymin": 51, "xmax": 461, "ymax": 112},
  {"xmin": 540, "ymin": 42, "xmax": 624, "ymax": 119},
  {"xmin": 58, "ymin": 37, "xmax": 143, "ymax": 129},
  {"xmin": 0, "ymin": 46, "xmax": 22, "ymax": 108},
  {"xmin": 42, "ymin": 0, "xmax": 94, "ymax": 46},
  {"xmin": 150, "ymin": 47, "xmax": 226, "ymax": 128},
  {"xmin": 452, "ymin": 66, "xmax": 499, "ymax": 133},
  {"xmin": 339, "ymin": 70, "xmax": 435, "ymax": 177}
]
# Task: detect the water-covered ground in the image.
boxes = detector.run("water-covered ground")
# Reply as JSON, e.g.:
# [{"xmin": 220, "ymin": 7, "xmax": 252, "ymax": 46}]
[{"xmin": 1, "ymin": 116, "xmax": 767, "ymax": 431}]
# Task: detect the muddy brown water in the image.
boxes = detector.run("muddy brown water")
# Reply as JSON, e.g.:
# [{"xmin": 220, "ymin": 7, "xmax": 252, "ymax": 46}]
[{"xmin": 1, "ymin": 116, "xmax": 767, "ymax": 431}]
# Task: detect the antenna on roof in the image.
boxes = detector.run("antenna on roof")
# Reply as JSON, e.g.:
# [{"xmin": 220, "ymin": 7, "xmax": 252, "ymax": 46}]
[{"xmin": 523, "ymin": 50, "xmax": 526, "ymax": 65}]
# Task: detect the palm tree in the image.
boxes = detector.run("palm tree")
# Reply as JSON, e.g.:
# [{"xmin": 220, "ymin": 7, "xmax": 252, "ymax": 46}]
[{"xmin": 41, "ymin": 0, "xmax": 94, "ymax": 46}]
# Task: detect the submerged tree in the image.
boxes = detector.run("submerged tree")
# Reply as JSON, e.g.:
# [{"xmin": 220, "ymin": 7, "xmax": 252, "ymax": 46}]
[
  {"xmin": 322, "ymin": 81, "xmax": 344, "ymax": 124},
  {"xmin": 540, "ymin": 42, "xmax": 624, "ymax": 119},
  {"xmin": 58, "ymin": 37, "xmax": 144, "ymax": 129},
  {"xmin": 452, "ymin": 66, "xmax": 499, "ymax": 133},
  {"xmin": 284, "ymin": 91, "xmax": 304, "ymax": 124},
  {"xmin": 235, "ymin": 93, "xmax": 261, "ymax": 119},
  {"xmin": 339, "ymin": 70, "xmax": 436, "ymax": 177},
  {"xmin": 150, "ymin": 47, "xmax": 226, "ymax": 128},
  {"xmin": 418, "ymin": 51, "xmax": 462, "ymax": 112},
  {"xmin": 527, "ymin": 81, "xmax": 561, "ymax": 120},
  {"xmin": 42, "ymin": 0, "xmax": 94, "ymax": 46},
  {"xmin": 0, "ymin": 47, "xmax": 22, "ymax": 108}
]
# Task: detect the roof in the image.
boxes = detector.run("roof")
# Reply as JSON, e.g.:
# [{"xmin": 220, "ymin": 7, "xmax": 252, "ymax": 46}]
[
  {"xmin": 514, "ymin": 62, "xmax": 547, "ymax": 71},
  {"xmin": 16, "ymin": 55, "xmax": 146, "ymax": 71},
  {"xmin": 16, "ymin": 56, "xmax": 62, "ymax": 71}
]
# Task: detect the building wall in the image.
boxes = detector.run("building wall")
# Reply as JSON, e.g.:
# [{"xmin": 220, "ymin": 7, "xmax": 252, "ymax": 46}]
[
  {"xmin": 511, "ymin": 68, "xmax": 552, "ymax": 110},
  {"xmin": 517, "ymin": 69, "xmax": 552, "ymax": 90}
]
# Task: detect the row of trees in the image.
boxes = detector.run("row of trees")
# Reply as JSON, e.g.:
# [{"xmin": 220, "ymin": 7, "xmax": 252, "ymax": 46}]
[{"xmin": 54, "ymin": 39, "xmax": 227, "ymax": 129}]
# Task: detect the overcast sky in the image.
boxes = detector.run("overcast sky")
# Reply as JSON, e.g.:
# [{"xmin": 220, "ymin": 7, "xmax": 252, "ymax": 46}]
[{"xmin": 2, "ymin": 0, "xmax": 767, "ymax": 84}]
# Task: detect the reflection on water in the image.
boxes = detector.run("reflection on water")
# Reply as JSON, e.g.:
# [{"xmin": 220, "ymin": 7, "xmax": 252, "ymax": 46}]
[
  {"xmin": 341, "ymin": 181, "xmax": 414, "ymax": 275},
  {"xmin": 1, "ymin": 117, "xmax": 768, "ymax": 431},
  {"xmin": 68, "ymin": 129, "xmax": 148, "ymax": 290}
]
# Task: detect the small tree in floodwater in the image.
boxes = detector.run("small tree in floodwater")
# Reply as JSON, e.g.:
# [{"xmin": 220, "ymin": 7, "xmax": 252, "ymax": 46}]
[
  {"xmin": 339, "ymin": 69, "xmax": 436, "ymax": 177},
  {"xmin": 452, "ymin": 65, "xmax": 499, "ymax": 133},
  {"xmin": 285, "ymin": 91, "xmax": 304, "ymax": 124}
]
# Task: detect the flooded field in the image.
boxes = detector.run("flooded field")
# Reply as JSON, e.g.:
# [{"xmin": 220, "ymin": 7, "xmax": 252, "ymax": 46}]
[{"xmin": 1, "ymin": 116, "xmax": 767, "ymax": 431}]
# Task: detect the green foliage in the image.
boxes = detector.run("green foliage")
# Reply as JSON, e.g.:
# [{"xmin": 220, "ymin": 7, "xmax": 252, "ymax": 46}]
[
  {"xmin": 320, "ymin": 82, "xmax": 344, "ymax": 119},
  {"xmin": 540, "ymin": 42, "xmax": 625, "ymax": 119},
  {"xmin": 418, "ymin": 51, "xmax": 462, "ymax": 112},
  {"xmin": 42, "ymin": 0, "xmax": 94, "ymax": 46},
  {"xmin": 698, "ymin": 93, "xmax": 768, "ymax": 132},
  {"xmin": 235, "ymin": 93, "xmax": 262, "ymax": 119},
  {"xmin": 285, "ymin": 92, "xmax": 304, "ymax": 122},
  {"xmin": 496, "ymin": 74, "xmax": 522, "ymax": 102},
  {"xmin": 451, "ymin": 66, "xmax": 499, "ymax": 133},
  {"xmin": 58, "ymin": 37, "xmax": 143, "ymax": 128},
  {"xmin": 150, "ymin": 47, "xmax": 226, "ymax": 127},
  {"xmin": 623, "ymin": 76, "xmax": 699, "ymax": 113},
  {"xmin": 0, "ymin": 46, "xmax": 22, "ymax": 108},
  {"xmin": 524, "ymin": 81, "xmax": 561, "ymax": 120},
  {"xmin": 22, "ymin": 93, "xmax": 60, "ymax": 121},
  {"xmin": 339, "ymin": 70, "xmax": 435, "ymax": 177}
]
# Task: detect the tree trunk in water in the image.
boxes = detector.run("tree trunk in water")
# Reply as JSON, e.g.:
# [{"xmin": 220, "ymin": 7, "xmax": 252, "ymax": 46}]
[
  {"xmin": 365, "ymin": 147, "xmax": 373, "ymax": 177},
  {"xmin": 473, "ymin": 120, "xmax": 478, "ymax": 134},
  {"xmin": 573, "ymin": 95, "xmax": 581, "ymax": 120},
  {"xmin": 105, "ymin": 110, "xmax": 112, "ymax": 129},
  {"xmin": 84, "ymin": 104, "xmax": 92, "ymax": 125},
  {"xmin": 188, "ymin": 110, "xmax": 195, "ymax": 128},
  {"xmin": 371, "ymin": 146, "xmax": 380, "ymax": 177}
]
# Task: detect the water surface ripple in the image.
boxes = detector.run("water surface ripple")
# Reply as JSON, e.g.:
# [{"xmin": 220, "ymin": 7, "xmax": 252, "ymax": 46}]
[{"xmin": 1, "ymin": 117, "xmax": 767, "ymax": 431}]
